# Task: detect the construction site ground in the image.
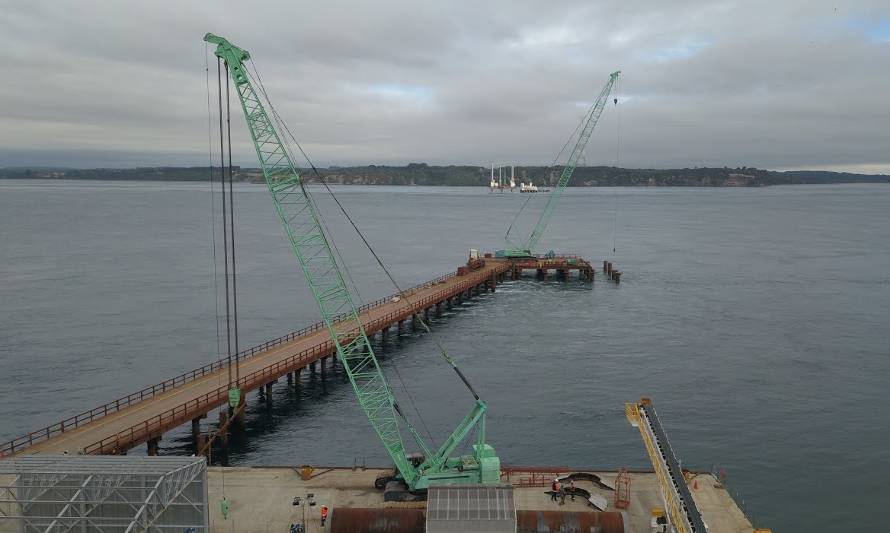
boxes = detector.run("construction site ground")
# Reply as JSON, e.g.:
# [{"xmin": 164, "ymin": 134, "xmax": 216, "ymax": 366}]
[{"xmin": 207, "ymin": 466, "xmax": 753, "ymax": 532}]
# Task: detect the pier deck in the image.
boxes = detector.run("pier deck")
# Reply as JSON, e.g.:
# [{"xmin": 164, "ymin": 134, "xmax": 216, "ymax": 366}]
[{"xmin": 2, "ymin": 259, "xmax": 515, "ymax": 458}]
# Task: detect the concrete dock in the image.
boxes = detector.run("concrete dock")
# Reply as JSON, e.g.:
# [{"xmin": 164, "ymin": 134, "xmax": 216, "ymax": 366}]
[{"xmin": 206, "ymin": 466, "xmax": 753, "ymax": 532}]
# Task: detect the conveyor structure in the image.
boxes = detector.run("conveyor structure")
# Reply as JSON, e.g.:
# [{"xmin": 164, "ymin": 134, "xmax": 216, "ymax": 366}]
[{"xmin": 625, "ymin": 398, "xmax": 708, "ymax": 533}]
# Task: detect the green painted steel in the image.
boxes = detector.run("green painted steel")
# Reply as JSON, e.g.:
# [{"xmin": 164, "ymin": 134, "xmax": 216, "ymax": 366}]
[
  {"xmin": 204, "ymin": 33, "xmax": 497, "ymax": 489},
  {"xmin": 507, "ymin": 71, "xmax": 620, "ymax": 257}
]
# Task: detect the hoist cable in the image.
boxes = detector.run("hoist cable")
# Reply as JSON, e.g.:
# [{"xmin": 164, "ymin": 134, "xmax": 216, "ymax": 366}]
[
  {"xmin": 216, "ymin": 58, "xmax": 234, "ymax": 391},
  {"xmin": 225, "ymin": 62, "xmax": 241, "ymax": 382},
  {"xmin": 612, "ymin": 76, "xmax": 621, "ymax": 253},
  {"xmin": 205, "ymin": 43, "xmax": 223, "ymax": 365}
]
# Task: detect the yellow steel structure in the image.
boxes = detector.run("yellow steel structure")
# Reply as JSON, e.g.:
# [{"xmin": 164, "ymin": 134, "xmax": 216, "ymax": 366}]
[{"xmin": 625, "ymin": 398, "xmax": 705, "ymax": 533}]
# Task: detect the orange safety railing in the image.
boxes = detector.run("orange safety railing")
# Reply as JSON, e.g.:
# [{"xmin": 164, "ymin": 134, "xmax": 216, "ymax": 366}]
[
  {"xmin": 80, "ymin": 265, "xmax": 509, "ymax": 455},
  {"xmin": 2, "ymin": 263, "xmax": 509, "ymax": 458}
]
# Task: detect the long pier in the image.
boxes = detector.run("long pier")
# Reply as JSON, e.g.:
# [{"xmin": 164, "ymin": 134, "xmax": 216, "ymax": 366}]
[{"xmin": 1, "ymin": 256, "xmax": 599, "ymax": 459}]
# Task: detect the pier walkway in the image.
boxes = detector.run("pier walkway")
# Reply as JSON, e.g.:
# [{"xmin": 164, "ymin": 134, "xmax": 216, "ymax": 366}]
[
  {"xmin": 2, "ymin": 260, "xmax": 518, "ymax": 458},
  {"xmin": 1, "ymin": 254, "xmax": 601, "ymax": 459}
]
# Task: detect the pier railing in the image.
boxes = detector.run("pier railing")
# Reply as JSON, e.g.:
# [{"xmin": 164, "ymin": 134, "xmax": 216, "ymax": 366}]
[
  {"xmin": 80, "ymin": 264, "xmax": 509, "ymax": 455},
  {"xmin": 0, "ymin": 268, "xmax": 467, "ymax": 457}
]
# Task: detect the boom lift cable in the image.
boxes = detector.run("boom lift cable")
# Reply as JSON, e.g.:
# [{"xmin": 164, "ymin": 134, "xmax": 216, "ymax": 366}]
[
  {"xmin": 612, "ymin": 76, "xmax": 621, "ymax": 253},
  {"xmin": 246, "ymin": 62, "xmax": 486, "ymax": 438},
  {"xmin": 241, "ymin": 67, "xmax": 365, "ymax": 306},
  {"xmin": 245, "ymin": 63, "xmax": 439, "ymax": 441},
  {"xmin": 225, "ymin": 62, "xmax": 242, "ymax": 382},
  {"xmin": 216, "ymin": 57, "xmax": 235, "ymax": 391}
]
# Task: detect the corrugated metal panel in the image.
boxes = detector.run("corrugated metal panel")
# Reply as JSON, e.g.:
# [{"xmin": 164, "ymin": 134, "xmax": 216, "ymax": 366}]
[{"xmin": 427, "ymin": 485, "xmax": 515, "ymax": 533}]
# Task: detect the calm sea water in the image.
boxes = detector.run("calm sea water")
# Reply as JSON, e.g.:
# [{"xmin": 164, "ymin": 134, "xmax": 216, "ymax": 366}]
[{"xmin": 1, "ymin": 180, "xmax": 888, "ymax": 531}]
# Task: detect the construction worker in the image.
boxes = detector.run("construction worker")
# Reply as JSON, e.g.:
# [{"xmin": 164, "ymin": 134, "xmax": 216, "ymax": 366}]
[
  {"xmin": 320, "ymin": 505, "xmax": 329, "ymax": 527},
  {"xmin": 550, "ymin": 479, "xmax": 559, "ymax": 501},
  {"xmin": 569, "ymin": 480, "xmax": 575, "ymax": 501}
]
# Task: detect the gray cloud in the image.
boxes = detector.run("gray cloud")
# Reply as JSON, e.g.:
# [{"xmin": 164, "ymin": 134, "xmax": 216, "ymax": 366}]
[{"xmin": 1, "ymin": 0, "xmax": 888, "ymax": 172}]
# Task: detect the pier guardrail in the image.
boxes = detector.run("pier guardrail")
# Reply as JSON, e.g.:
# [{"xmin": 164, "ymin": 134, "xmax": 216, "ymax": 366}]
[
  {"xmin": 0, "ymin": 269, "xmax": 462, "ymax": 458},
  {"xmin": 80, "ymin": 264, "xmax": 508, "ymax": 455}
]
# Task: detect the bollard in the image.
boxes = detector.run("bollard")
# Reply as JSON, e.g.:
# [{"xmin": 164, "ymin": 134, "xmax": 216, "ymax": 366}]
[
  {"xmin": 191, "ymin": 417, "xmax": 202, "ymax": 444},
  {"xmin": 218, "ymin": 411, "xmax": 229, "ymax": 448},
  {"xmin": 147, "ymin": 437, "xmax": 160, "ymax": 456}
]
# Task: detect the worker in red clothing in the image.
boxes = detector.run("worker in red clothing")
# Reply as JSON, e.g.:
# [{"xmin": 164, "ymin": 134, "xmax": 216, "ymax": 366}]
[{"xmin": 320, "ymin": 505, "xmax": 329, "ymax": 527}]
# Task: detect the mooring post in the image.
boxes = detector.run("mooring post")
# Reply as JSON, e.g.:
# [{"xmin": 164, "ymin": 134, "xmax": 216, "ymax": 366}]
[
  {"xmin": 264, "ymin": 382, "xmax": 273, "ymax": 403},
  {"xmin": 191, "ymin": 417, "xmax": 203, "ymax": 445},
  {"xmin": 147, "ymin": 437, "xmax": 160, "ymax": 456},
  {"xmin": 218, "ymin": 410, "xmax": 229, "ymax": 449}
]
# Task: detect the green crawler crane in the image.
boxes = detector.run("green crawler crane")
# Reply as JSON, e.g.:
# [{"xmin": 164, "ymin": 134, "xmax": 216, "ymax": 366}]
[
  {"xmin": 503, "ymin": 71, "xmax": 620, "ymax": 258},
  {"xmin": 204, "ymin": 33, "xmax": 499, "ymax": 491}
]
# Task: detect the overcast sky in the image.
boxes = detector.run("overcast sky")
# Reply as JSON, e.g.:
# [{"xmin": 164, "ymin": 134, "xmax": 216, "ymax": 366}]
[{"xmin": 2, "ymin": 1, "xmax": 888, "ymax": 172}]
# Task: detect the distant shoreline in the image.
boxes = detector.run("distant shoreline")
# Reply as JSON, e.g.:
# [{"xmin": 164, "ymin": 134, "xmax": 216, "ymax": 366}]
[{"xmin": 2, "ymin": 165, "xmax": 888, "ymax": 187}]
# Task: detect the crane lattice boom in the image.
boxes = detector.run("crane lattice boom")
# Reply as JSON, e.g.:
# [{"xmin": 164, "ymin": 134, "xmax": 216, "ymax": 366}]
[
  {"xmin": 508, "ymin": 71, "xmax": 620, "ymax": 257},
  {"xmin": 204, "ymin": 33, "xmax": 498, "ymax": 490}
]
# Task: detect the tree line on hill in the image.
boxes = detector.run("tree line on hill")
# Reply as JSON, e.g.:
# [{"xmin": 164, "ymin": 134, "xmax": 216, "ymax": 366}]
[{"xmin": 2, "ymin": 164, "xmax": 887, "ymax": 186}]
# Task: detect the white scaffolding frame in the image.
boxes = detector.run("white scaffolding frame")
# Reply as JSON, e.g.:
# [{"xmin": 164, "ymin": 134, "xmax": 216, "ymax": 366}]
[{"xmin": 0, "ymin": 456, "xmax": 207, "ymax": 532}]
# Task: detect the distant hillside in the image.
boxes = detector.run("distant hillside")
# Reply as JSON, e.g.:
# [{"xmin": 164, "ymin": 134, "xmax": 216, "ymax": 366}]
[{"xmin": 2, "ymin": 164, "xmax": 887, "ymax": 187}]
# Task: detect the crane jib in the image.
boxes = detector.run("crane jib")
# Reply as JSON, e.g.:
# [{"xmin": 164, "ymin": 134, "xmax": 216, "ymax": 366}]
[
  {"xmin": 511, "ymin": 71, "xmax": 620, "ymax": 256},
  {"xmin": 204, "ymin": 33, "xmax": 500, "ymax": 490}
]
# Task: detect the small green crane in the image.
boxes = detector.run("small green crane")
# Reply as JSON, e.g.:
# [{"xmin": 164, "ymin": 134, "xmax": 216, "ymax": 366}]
[
  {"xmin": 204, "ymin": 33, "xmax": 499, "ymax": 491},
  {"xmin": 504, "ymin": 71, "xmax": 620, "ymax": 258}
]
